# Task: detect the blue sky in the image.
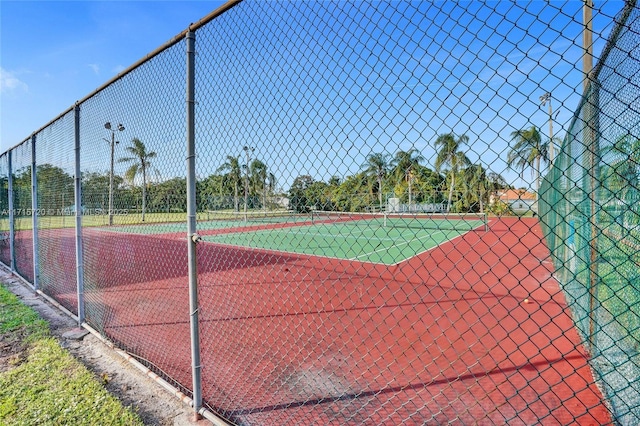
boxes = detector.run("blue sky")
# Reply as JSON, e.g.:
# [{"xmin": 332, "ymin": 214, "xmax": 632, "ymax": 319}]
[
  {"xmin": 0, "ymin": 0, "xmax": 628, "ymax": 192},
  {"xmin": 1, "ymin": 0, "xmax": 226, "ymax": 151},
  {"xmin": 192, "ymin": 1, "xmax": 625, "ymax": 191}
]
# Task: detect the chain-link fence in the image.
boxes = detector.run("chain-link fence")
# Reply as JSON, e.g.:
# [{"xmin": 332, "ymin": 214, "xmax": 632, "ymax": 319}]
[
  {"xmin": 1, "ymin": 0, "xmax": 639, "ymax": 424},
  {"xmin": 540, "ymin": 2, "xmax": 640, "ymax": 423}
]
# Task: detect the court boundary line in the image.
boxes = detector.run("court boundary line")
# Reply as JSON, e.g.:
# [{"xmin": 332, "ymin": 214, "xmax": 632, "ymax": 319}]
[
  {"xmin": 199, "ymin": 221, "xmax": 490, "ymax": 268},
  {"xmin": 348, "ymin": 228, "xmax": 450, "ymax": 261},
  {"xmin": 408, "ymin": 221, "xmax": 493, "ymax": 265},
  {"xmin": 201, "ymin": 223, "xmax": 452, "ymax": 267},
  {"xmin": 88, "ymin": 217, "xmax": 493, "ymax": 268}
]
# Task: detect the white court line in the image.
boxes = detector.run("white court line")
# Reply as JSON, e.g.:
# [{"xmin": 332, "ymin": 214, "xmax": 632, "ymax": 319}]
[
  {"xmin": 274, "ymin": 226, "xmax": 410, "ymax": 243},
  {"xmin": 205, "ymin": 223, "xmax": 432, "ymax": 244},
  {"xmin": 349, "ymin": 229, "xmax": 448, "ymax": 261},
  {"xmin": 203, "ymin": 220, "xmax": 484, "ymax": 265}
]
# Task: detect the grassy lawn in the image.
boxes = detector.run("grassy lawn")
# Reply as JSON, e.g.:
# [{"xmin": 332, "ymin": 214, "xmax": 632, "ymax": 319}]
[
  {"xmin": 0, "ymin": 284, "xmax": 143, "ymax": 426},
  {"xmin": 597, "ymin": 233, "xmax": 640, "ymax": 348}
]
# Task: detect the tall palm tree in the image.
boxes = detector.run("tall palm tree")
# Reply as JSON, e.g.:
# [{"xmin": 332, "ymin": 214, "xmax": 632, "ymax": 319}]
[
  {"xmin": 118, "ymin": 138, "xmax": 157, "ymax": 222},
  {"xmin": 391, "ymin": 149, "xmax": 424, "ymax": 205},
  {"xmin": 507, "ymin": 126, "xmax": 548, "ymax": 198},
  {"xmin": 217, "ymin": 155, "xmax": 241, "ymax": 212},
  {"xmin": 435, "ymin": 133, "xmax": 470, "ymax": 212},
  {"xmin": 362, "ymin": 152, "xmax": 390, "ymax": 211}
]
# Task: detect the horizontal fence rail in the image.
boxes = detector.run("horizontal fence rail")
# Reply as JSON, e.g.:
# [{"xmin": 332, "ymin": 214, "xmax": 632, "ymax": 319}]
[{"xmin": 1, "ymin": 0, "xmax": 639, "ymax": 424}]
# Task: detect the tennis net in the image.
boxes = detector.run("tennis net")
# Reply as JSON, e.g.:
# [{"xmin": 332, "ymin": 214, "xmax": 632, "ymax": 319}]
[
  {"xmin": 202, "ymin": 210, "xmax": 312, "ymax": 224},
  {"xmin": 311, "ymin": 210, "xmax": 488, "ymax": 231}
]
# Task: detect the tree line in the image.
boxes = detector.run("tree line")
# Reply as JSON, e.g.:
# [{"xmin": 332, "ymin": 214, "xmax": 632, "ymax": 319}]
[
  {"xmin": 1, "ymin": 125, "xmax": 596, "ymax": 219},
  {"xmin": 0, "ymin": 138, "xmax": 279, "ymax": 218},
  {"xmin": 1, "ymin": 164, "xmax": 189, "ymax": 217},
  {"xmin": 289, "ymin": 137, "xmax": 509, "ymax": 214},
  {"xmin": 285, "ymin": 126, "xmax": 569, "ymax": 215},
  {"xmin": 288, "ymin": 128, "xmax": 554, "ymax": 214}
]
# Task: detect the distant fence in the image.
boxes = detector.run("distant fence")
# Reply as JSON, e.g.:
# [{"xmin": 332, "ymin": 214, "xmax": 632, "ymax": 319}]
[{"xmin": 1, "ymin": 0, "xmax": 639, "ymax": 424}]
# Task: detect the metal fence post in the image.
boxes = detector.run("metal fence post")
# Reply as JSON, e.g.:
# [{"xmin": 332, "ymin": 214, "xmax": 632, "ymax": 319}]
[
  {"xmin": 7, "ymin": 150, "xmax": 15, "ymax": 272},
  {"xmin": 74, "ymin": 103, "xmax": 85, "ymax": 325},
  {"xmin": 580, "ymin": 81, "xmax": 599, "ymax": 353},
  {"xmin": 186, "ymin": 28, "xmax": 203, "ymax": 420},
  {"xmin": 31, "ymin": 134, "xmax": 40, "ymax": 290}
]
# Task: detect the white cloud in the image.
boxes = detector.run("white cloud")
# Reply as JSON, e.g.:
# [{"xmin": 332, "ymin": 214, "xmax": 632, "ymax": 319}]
[
  {"xmin": 88, "ymin": 63, "xmax": 100, "ymax": 75},
  {"xmin": 113, "ymin": 64, "xmax": 126, "ymax": 74},
  {"xmin": 0, "ymin": 67, "xmax": 29, "ymax": 93}
]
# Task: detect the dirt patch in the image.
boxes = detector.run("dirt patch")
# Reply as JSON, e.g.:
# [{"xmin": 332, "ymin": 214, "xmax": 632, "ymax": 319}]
[
  {"xmin": 0, "ymin": 327, "xmax": 30, "ymax": 373},
  {"xmin": 0, "ymin": 269, "xmax": 204, "ymax": 426}
]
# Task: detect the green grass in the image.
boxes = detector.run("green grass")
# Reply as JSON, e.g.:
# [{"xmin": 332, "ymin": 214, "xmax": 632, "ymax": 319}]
[
  {"xmin": 597, "ymin": 234, "xmax": 640, "ymax": 348},
  {"xmin": 0, "ymin": 284, "xmax": 143, "ymax": 426},
  {"xmin": 0, "ymin": 288, "xmax": 48, "ymax": 342}
]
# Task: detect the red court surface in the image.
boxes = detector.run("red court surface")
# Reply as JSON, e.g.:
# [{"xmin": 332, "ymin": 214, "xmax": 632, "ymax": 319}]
[{"xmin": 8, "ymin": 217, "xmax": 611, "ymax": 424}]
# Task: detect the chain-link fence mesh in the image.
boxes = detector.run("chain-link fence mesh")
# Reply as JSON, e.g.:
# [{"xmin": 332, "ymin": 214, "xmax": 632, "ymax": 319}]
[
  {"xmin": 1, "ymin": 0, "xmax": 639, "ymax": 424},
  {"xmin": 33, "ymin": 112, "xmax": 78, "ymax": 314},
  {"xmin": 0, "ymin": 153, "xmax": 10, "ymax": 267},
  {"xmin": 10, "ymin": 140, "xmax": 34, "ymax": 282},
  {"xmin": 540, "ymin": 3, "xmax": 640, "ymax": 423},
  {"xmin": 77, "ymin": 41, "xmax": 192, "ymax": 392}
]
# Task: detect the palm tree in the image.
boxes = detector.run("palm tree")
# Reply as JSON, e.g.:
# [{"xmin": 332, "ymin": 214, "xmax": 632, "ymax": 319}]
[
  {"xmin": 464, "ymin": 164, "xmax": 488, "ymax": 213},
  {"xmin": 265, "ymin": 171, "xmax": 276, "ymax": 209},
  {"xmin": 216, "ymin": 155, "xmax": 241, "ymax": 212},
  {"xmin": 391, "ymin": 149, "xmax": 424, "ymax": 205},
  {"xmin": 435, "ymin": 133, "xmax": 470, "ymax": 212},
  {"xmin": 118, "ymin": 138, "xmax": 157, "ymax": 222},
  {"xmin": 362, "ymin": 152, "xmax": 390, "ymax": 211},
  {"xmin": 507, "ymin": 126, "xmax": 548, "ymax": 198},
  {"xmin": 250, "ymin": 159, "xmax": 274, "ymax": 211},
  {"xmin": 486, "ymin": 171, "xmax": 509, "ymax": 211}
]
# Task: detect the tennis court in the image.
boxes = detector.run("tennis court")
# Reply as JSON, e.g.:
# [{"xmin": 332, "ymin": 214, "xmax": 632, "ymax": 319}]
[
  {"xmin": 93, "ymin": 210, "xmax": 311, "ymax": 235},
  {"xmin": 7, "ymin": 215, "xmax": 609, "ymax": 424},
  {"xmin": 4, "ymin": 0, "xmax": 639, "ymax": 422},
  {"xmin": 200, "ymin": 212, "xmax": 488, "ymax": 265},
  {"xmin": 93, "ymin": 211, "xmax": 488, "ymax": 266}
]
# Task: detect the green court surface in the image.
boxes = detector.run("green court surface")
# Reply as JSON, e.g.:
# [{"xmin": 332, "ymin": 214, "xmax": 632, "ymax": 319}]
[
  {"xmin": 94, "ymin": 213, "xmax": 308, "ymax": 234},
  {"xmin": 93, "ymin": 214, "xmax": 485, "ymax": 265},
  {"xmin": 201, "ymin": 217, "xmax": 485, "ymax": 265},
  {"xmin": 95, "ymin": 222, "xmax": 187, "ymax": 234}
]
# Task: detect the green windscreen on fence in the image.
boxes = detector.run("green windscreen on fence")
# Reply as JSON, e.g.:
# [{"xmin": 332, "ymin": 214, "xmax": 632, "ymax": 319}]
[{"xmin": 539, "ymin": 2, "xmax": 640, "ymax": 422}]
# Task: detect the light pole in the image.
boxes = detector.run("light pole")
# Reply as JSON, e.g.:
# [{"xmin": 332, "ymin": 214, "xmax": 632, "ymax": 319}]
[
  {"xmin": 104, "ymin": 122, "xmax": 125, "ymax": 226},
  {"xmin": 539, "ymin": 92, "xmax": 554, "ymax": 164},
  {"xmin": 243, "ymin": 146, "xmax": 254, "ymax": 221}
]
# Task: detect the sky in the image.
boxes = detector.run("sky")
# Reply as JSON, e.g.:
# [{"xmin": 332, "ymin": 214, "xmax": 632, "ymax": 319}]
[
  {"xmin": 1, "ymin": 0, "xmax": 226, "ymax": 151},
  {"xmin": 0, "ymin": 0, "xmax": 629, "ymax": 193},
  {"xmin": 187, "ymin": 0, "xmax": 624, "ymax": 191}
]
